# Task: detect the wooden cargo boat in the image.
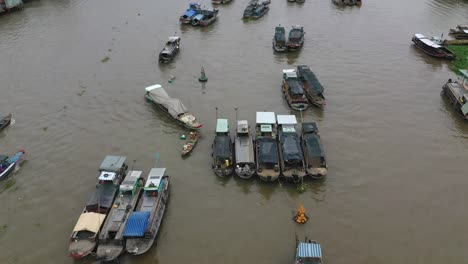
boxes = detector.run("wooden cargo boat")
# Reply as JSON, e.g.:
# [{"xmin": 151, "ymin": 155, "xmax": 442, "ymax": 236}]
[
  {"xmin": 125, "ymin": 168, "xmax": 170, "ymax": 255},
  {"xmin": 442, "ymin": 70, "xmax": 468, "ymax": 120},
  {"xmin": 411, "ymin": 33, "xmax": 455, "ymax": 59},
  {"xmin": 182, "ymin": 131, "xmax": 198, "ymax": 156},
  {"xmin": 273, "ymin": 25, "xmax": 287, "ymax": 52},
  {"xmin": 68, "ymin": 156, "xmax": 128, "ymax": 259},
  {"xmin": 286, "ymin": 26, "xmax": 305, "ymax": 50},
  {"xmin": 294, "ymin": 238, "xmax": 323, "ymax": 264},
  {"xmin": 234, "ymin": 120, "xmax": 256, "ymax": 179},
  {"xmin": 159, "ymin": 36, "xmax": 180, "ymax": 63},
  {"xmin": 145, "ymin": 84, "xmax": 202, "ymax": 130},
  {"xmin": 282, "ymin": 69, "xmax": 309, "ymax": 111},
  {"xmin": 96, "ymin": 171, "xmax": 144, "ymax": 261},
  {"xmin": 0, "ymin": 150, "xmax": 25, "ymax": 180},
  {"xmin": 277, "ymin": 115, "xmax": 306, "ymax": 181},
  {"xmin": 297, "ymin": 65, "xmax": 326, "ymax": 108},
  {"xmin": 255, "ymin": 112, "xmax": 280, "ymax": 182},
  {"xmin": 212, "ymin": 118, "xmax": 234, "ymax": 177},
  {"xmin": 179, "ymin": 3, "xmax": 202, "ymax": 24},
  {"xmin": 0, "ymin": 114, "xmax": 12, "ymax": 131},
  {"xmin": 301, "ymin": 122, "xmax": 327, "ymax": 178}
]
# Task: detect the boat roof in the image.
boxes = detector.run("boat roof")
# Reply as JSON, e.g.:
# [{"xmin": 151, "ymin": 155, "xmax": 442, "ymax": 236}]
[
  {"xmin": 99, "ymin": 155, "xmax": 127, "ymax": 172},
  {"xmin": 414, "ymin": 33, "xmax": 441, "ymax": 48},
  {"xmin": 145, "ymin": 84, "xmax": 162, "ymax": 92},
  {"xmin": 120, "ymin": 170, "xmax": 142, "ymax": 191},
  {"xmin": 283, "ymin": 69, "xmax": 298, "ymax": 78},
  {"xmin": 144, "ymin": 168, "xmax": 165, "ymax": 191},
  {"xmin": 237, "ymin": 120, "xmax": 249, "ymax": 133},
  {"xmin": 73, "ymin": 212, "xmax": 106, "ymax": 233},
  {"xmin": 281, "ymin": 124, "xmax": 296, "ymax": 133},
  {"xmin": 123, "ymin": 211, "xmax": 151, "ymax": 237},
  {"xmin": 214, "ymin": 135, "xmax": 232, "ymax": 159},
  {"xmin": 184, "ymin": 9, "xmax": 197, "ymax": 17},
  {"xmin": 99, "ymin": 171, "xmax": 116, "ymax": 181},
  {"xmin": 256, "ymin": 112, "xmax": 276, "ymax": 124},
  {"xmin": 260, "ymin": 124, "xmax": 273, "ymax": 132},
  {"xmin": 235, "ymin": 136, "xmax": 254, "ymax": 163},
  {"xmin": 168, "ymin": 36, "xmax": 180, "ymax": 42},
  {"xmin": 297, "ymin": 242, "xmax": 322, "ymax": 259},
  {"xmin": 460, "ymin": 69, "xmax": 468, "ymax": 78},
  {"xmin": 216, "ymin": 119, "xmax": 229, "ymax": 133},
  {"xmin": 277, "ymin": 115, "xmax": 297, "ymax": 125},
  {"xmin": 193, "ymin": 14, "xmax": 204, "ymax": 20}
]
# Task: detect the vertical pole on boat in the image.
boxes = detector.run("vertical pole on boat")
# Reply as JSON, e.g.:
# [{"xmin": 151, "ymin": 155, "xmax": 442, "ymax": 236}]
[
  {"xmin": 130, "ymin": 159, "xmax": 136, "ymax": 172},
  {"xmin": 234, "ymin": 107, "xmax": 238, "ymax": 122},
  {"xmin": 215, "ymin": 107, "xmax": 218, "ymax": 121},
  {"xmin": 155, "ymin": 152, "xmax": 160, "ymax": 168},
  {"xmin": 299, "ymin": 109, "xmax": 303, "ymax": 124}
]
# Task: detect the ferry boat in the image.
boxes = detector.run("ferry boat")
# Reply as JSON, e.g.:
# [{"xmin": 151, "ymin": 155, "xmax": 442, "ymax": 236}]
[
  {"xmin": 69, "ymin": 156, "xmax": 128, "ymax": 259},
  {"xmin": 442, "ymin": 70, "xmax": 468, "ymax": 120},
  {"xmin": 125, "ymin": 168, "xmax": 170, "ymax": 255},
  {"xmin": 212, "ymin": 118, "xmax": 234, "ymax": 177},
  {"xmin": 234, "ymin": 120, "xmax": 256, "ymax": 179},
  {"xmin": 255, "ymin": 112, "xmax": 280, "ymax": 182},
  {"xmin": 96, "ymin": 170, "xmax": 144, "ymax": 261},
  {"xmin": 277, "ymin": 115, "xmax": 306, "ymax": 181}
]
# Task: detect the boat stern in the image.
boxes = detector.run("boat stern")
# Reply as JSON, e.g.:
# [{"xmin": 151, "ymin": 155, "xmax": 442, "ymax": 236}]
[
  {"xmin": 308, "ymin": 167, "xmax": 328, "ymax": 179},
  {"xmin": 68, "ymin": 239, "xmax": 96, "ymax": 259}
]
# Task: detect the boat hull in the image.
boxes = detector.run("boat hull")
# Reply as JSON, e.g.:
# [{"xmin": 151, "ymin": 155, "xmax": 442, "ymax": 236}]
[
  {"xmin": 307, "ymin": 167, "xmax": 328, "ymax": 179},
  {"xmin": 0, "ymin": 162, "xmax": 15, "ymax": 180},
  {"xmin": 96, "ymin": 244, "xmax": 124, "ymax": 261},
  {"xmin": 282, "ymin": 169, "xmax": 307, "ymax": 181},
  {"xmin": 69, "ymin": 239, "xmax": 96, "ymax": 259},
  {"xmin": 257, "ymin": 169, "xmax": 280, "ymax": 181},
  {"xmin": 442, "ymin": 82, "xmax": 468, "ymax": 120},
  {"xmin": 214, "ymin": 167, "xmax": 234, "ymax": 177}
]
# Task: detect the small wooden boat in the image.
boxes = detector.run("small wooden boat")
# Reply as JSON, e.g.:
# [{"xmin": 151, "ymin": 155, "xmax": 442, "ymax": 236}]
[
  {"xmin": 273, "ymin": 25, "xmax": 287, "ymax": 52},
  {"xmin": 449, "ymin": 25, "xmax": 468, "ymax": 39},
  {"xmin": 159, "ymin": 36, "xmax": 180, "ymax": 63},
  {"xmin": 297, "ymin": 65, "xmax": 326, "ymax": 108},
  {"xmin": 212, "ymin": 118, "xmax": 234, "ymax": 177},
  {"xmin": 212, "ymin": 0, "xmax": 232, "ymax": 4},
  {"xmin": 412, "ymin": 33, "xmax": 455, "ymax": 60},
  {"xmin": 69, "ymin": 156, "xmax": 128, "ymax": 259},
  {"xmin": 277, "ymin": 115, "xmax": 306, "ymax": 181},
  {"xmin": 200, "ymin": 9, "xmax": 219, "ymax": 27},
  {"xmin": 0, "ymin": 150, "xmax": 25, "ymax": 180},
  {"xmin": 442, "ymin": 70, "xmax": 468, "ymax": 120},
  {"xmin": 125, "ymin": 167, "xmax": 170, "ymax": 255},
  {"xmin": 282, "ymin": 69, "xmax": 310, "ymax": 111},
  {"xmin": 332, "ymin": 0, "xmax": 359, "ymax": 6},
  {"xmin": 301, "ymin": 122, "xmax": 327, "ymax": 178},
  {"xmin": 182, "ymin": 131, "xmax": 198, "ymax": 156},
  {"xmin": 243, "ymin": 0, "xmax": 269, "ymax": 19},
  {"xmin": 255, "ymin": 112, "xmax": 280, "ymax": 182},
  {"xmin": 0, "ymin": 114, "xmax": 12, "ymax": 131},
  {"xmin": 287, "ymin": 26, "xmax": 305, "ymax": 50},
  {"xmin": 243, "ymin": 0, "xmax": 257, "ymax": 18},
  {"xmin": 96, "ymin": 171, "xmax": 144, "ymax": 261},
  {"xmin": 145, "ymin": 84, "xmax": 202, "ymax": 130},
  {"xmin": 179, "ymin": 3, "xmax": 202, "ymax": 24},
  {"xmin": 234, "ymin": 120, "xmax": 256, "ymax": 179},
  {"xmin": 294, "ymin": 238, "xmax": 323, "ymax": 264}
]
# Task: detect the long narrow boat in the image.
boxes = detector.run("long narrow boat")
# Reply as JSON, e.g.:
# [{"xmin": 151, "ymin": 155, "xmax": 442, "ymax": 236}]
[
  {"xmin": 255, "ymin": 112, "xmax": 280, "ymax": 182},
  {"xmin": 273, "ymin": 25, "xmax": 287, "ymax": 52},
  {"xmin": 234, "ymin": 120, "xmax": 256, "ymax": 179},
  {"xmin": 411, "ymin": 33, "xmax": 455, "ymax": 60},
  {"xmin": 277, "ymin": 115, "xmax": 306, "ymax": 182},
  {"xmin": 301, "ymin": 122, "xmax": 328, "ymax": 178},
  {"xmin": 96, "ymin": 170, "xmax": 144, "ymax": 261},
  {"xmin": 0, "ymin": 150, "xmax": 25, "ymax": 180},
  {"xmin": 294, "ymin": 238, "xmax": 323, "ymax": 264},
  {"xmin": 145, "ymin": 84, "xmax": 202, "ymax": 130},
  {"xmin": 0, "ymin": 114, "xmax": 12, "ymax": 131},
  {"xmin": 442, "ymin": 69, "xmax": 468, "ymax": 120},
  {"xmin": 212, "ymin": 118, "xmax": 234, "ymax": 177},
  {"xmin": 297, "ymin": 65, "xmax": 326, "ymax": 108},
  {"xmin": 125, "ymin": 168, "xmax": 170, "ymax": 255},
  {"xmin": 182, "ymin": 131, "xmax": 199, "ymax": 156},
  {"xmin": 69, "ymin": 156, "xmax": 128, "ymax": 259},
  {"xmin": 282, "ymin": 69, "xmax": 309, "ymax": 111}
]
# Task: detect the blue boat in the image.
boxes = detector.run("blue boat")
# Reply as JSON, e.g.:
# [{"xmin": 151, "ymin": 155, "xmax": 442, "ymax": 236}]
[
  {"xmin": 294, "ymin": 239, "xmax": 323, "ymax": 264},
  {"xmin": 179, "ymin": 3, "xmax": 201, "ymax": 24},
  {"xmin": 0, "ymin": 150, "xmax": 25, "ymax": 180}
]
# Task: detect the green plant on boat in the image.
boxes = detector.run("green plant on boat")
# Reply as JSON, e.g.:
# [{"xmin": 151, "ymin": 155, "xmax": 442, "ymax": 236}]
[{"xmin": 448, "ymin": 45, "xmax": 468, "ymax": 72}]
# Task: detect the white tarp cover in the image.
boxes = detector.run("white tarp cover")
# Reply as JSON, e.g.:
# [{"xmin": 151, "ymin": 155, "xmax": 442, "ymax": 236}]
[
  {"xmin": 146, "ymin": 84, "xmax": 188, "ymax": 118},
  {"xmin": 277, "ymin": 115, "xmax": 297, "ymax": 125},
  {"xmin": 256, "ymin": 112, "xmax": 276, "ymax": 124},
  {"xmin": 73, "ymin": 212, "xmax": 106, "ymax": 233}
]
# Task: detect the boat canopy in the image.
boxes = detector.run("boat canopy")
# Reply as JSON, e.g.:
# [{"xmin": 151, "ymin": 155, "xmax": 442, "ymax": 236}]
[
  {"xmin": 237, "ymin": 120, "xmax": 249, "ymax": 134},
  {"xmin": 257, "ymin": 138, "xmax": 278, "ymax": 164},
  {"xmin": 277, "ymin": 115, "xmax": 297, "ymax": 125},
  {"xmin": 145, "ymin": 168, "xmax": 165, "ymax": 191},
  {"xmin": 99, "ymin": 171, "xmax": 116, "ymax": 181},
  {"xmin": 145, "ymin": 84, "xmax": 189, "ymax": 118},
  {"xmin": 260, "ymin": 124, "xmax": 273, "ymax": 133},
  {"xmin": 256, "ymin": 112, "xmax": 276, "ymax": 124},
  {"xmin": 73, "ymin": 212, "xmax": 106, "ymax": 233},
  {"xmin": 214, "ymin": 135, "xmax": 232, "ymax": 159},
  {"xmin": 275, "ymin": 27, "xmax": 286, "ymax": 41},
  {"xmin": 303, "ymin": 134, "xmax": 325, "ymax": 158},
  {"xmin": 99, "ymin": 155, "xmax": 127, "ymax": 172},
  {"xmin": 297, "ymin": 65, "xmax": 325, "ymax": 94},
  {"xmin": 302, "ymin": 122, "xmax": 318, "ymax": 133},
  {"xmin": 297, "ymin": 242, "xmax": 322, "ymax": 259},
  {"xmin": 414, "ymin": 33, "xmax": 441, "ymax": 48},
  {"xmin": 168, "ymin": 36, "xmax": 180, "ymax": 43},
  {"xmin": 289, "ymin": 27, "xmax": 304, "ymax": 39},
  {"xmin": 123, "ymin": 211, "xmax": 151, "ymax": 237},
  {"xmin": 216, "ymin": 119, "xmax": 229, "ymax": 133},
  {"xmin": 280, "ymin": 132, "xmax": 303, "ymax": 161},
  {"xmin": 120, "ymin": 170, "xmax": 142, "ymax": 192},
  {"xmin": 283, "ymin": 69, "xmax": 298, "ymax": 79}
]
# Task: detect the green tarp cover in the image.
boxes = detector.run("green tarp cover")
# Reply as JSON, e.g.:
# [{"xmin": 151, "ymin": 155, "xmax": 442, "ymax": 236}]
[{"xmin": 216, "ymin": 119, "xmax": 229, "ymax": 133}]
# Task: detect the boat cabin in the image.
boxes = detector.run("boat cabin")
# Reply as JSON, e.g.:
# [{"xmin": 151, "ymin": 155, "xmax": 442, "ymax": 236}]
[
  {"xmin": 256, "ymin": 112, "xmax": 277, "ymax": 138},
  {"xmin": 295, "ymin": 241, "xmax": 323, "ymax": 264},
  {"xmin": 144, "ymin": 168, "xmax": 165, "ymax": 198},
  {"xmin": 99, "ymin": 155, "xmax": 127, "ymax": 175},
  {"xmin": 98, "ymin": 171, "xmax": 117, "ymax": 184},
  {"xmin": 119, "ymin": 170, "xmax": 142, "ymax": 197}
]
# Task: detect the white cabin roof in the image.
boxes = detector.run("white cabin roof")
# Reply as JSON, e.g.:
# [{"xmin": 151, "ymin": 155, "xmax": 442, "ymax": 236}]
[
  {"xmin": 414, "ymin": 33, "xmax": 426, "ymax": 39},
  {"xmin": 168, "ymin": 36, "xmax": 180, "ymax": 42},
  {"xmin": 145, "ymin": 84, "xmax": 162, "ymax": 93},
  {"xmin": 120, "ymin": 170, "xmax": 142, "ymax": 191},
  {"xmin": 237, "ymin": 120, "xmax": 249, "ymax": 133},
  {"xmin": 414, "ymin": 33, "xmax": 441, "ymax": 48},
  {"xmin": 99, "ymin": 171, "xmax": 116, "ymax": 181},
  {"xmin": 256, "ymin": 112, "xmax": 276, "ymax": 124},
  {"xmin": 283, "ymin": 69, "xmax": 298, "ymax": 78},
  {"xmin": 282, "ymin": 124, "xmax": 296, "ymax": 133},
  {"xmin": 277, "ymin": 115, "xmax": 297, "ymax": 125},
  {"xmin": 144, "ymin": 168, "xmax": 166, "ymax": 190}
]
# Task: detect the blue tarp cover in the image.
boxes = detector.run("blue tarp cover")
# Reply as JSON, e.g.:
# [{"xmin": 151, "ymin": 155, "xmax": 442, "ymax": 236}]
[
  {"xmin": 123, "ymin": 211, "xmax": 151, "ymax": 237},
  {"xmin": 183, "ymin": 9, "xmax": 197, "ymax": 18},
  {"xmin": 297, "ymin": 242, "xmax": 322, "ymax": 258}
]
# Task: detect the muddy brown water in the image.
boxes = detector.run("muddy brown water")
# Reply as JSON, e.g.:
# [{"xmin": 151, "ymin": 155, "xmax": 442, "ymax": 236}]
[{"xmin": 1, "ymin": 0, "xmax": 468, "ymax": 263}]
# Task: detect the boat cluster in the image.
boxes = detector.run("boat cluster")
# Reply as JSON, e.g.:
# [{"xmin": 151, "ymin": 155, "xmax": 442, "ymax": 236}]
[
  {"xmin": 211, "ymin": 112, "xmax": 327, "ymax": 183},
  {"xmin": 273, "ymin": 25, "xmax": 305, "ymax": 52},
  {"xmin": 179, "ymin": 3, "xmax": 219, "ymax": 27},
  {"xmin": 68, "ymin": 155, "xmax": 170, "ymax": 261}
]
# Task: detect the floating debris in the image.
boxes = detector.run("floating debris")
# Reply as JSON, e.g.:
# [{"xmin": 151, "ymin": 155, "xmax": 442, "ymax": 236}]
[
  {"xmin": 101, "ymin": 56, "xmax": 110, "ymax": 63},
  {"xmin": 180, "ymin": 134, "xmax": 187, "ymax": 140},
  {"xmin": 199, "ymin": 66, "xmax": 208, "ymax": 82},
  {"xmin": 293, "ymin": 205, "xmax": 309, "ymax": 224}
]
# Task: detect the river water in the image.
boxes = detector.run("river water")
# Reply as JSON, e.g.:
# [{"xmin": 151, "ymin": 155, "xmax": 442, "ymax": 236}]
[{"xmin": 1, "ymin": 0, "xmax": 468, "ymax": 263}]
